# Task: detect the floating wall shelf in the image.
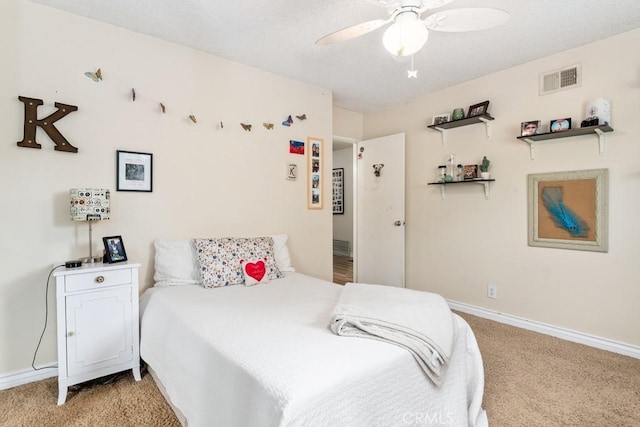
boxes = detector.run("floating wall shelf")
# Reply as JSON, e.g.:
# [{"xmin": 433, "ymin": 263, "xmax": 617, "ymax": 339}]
[
  {"xmin": 427, "ymin": 179, "xmax": 495, "ymax": 200},
  {"xmin": 516, "ymin": 125, "xmax": 613, "ymax": 160},
  {"xmin": 427, "ymin": 114, "xmax": 495, "ymax": 145}
]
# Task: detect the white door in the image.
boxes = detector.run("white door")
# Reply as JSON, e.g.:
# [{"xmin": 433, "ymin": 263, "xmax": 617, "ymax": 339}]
[{"xmin": 355, "ymin": 133, "xmax": 405, "ymax": 287}]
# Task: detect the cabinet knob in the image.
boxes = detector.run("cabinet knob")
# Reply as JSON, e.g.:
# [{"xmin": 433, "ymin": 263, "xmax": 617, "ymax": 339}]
[
  {"xmin": 95, "ymin": 275, "xmax": 105, "ymax": 283},
  {"xmin": 67, "ymin": 331, "xmax": 74, "ymax": 337}
]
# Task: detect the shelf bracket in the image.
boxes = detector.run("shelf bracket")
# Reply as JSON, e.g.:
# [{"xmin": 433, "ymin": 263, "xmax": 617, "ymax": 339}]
[
  {"xmin": 478, "ymin": 117, "xmax": 493, "ymax": 138},
  {"xmin": 522, "ymin": 138, "xmax": 536, "ymax": 160},
  {"xmin": 439, "ymin": 185, "xmax": 446, "ymax": 200},
  {"xmin": 475, "ymin": 181, "xmax": 491, "ymax": 200},
  {"xmin": 432, "ymin": 127, "xmax": 447, "ymax": 145},
  {"xmin": 594, "ymin": 128, "xmax": 606, "ymax": 155}
]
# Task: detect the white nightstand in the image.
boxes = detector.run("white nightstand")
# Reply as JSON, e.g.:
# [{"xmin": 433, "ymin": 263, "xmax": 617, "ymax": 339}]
[{"xmin": 53, "ymin": 262, "xmax": 141, "ymax": 405}]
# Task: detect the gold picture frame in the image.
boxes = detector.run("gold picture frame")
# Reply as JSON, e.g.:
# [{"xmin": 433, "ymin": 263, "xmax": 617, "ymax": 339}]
[
  {"xmin": 528, "ymin": 169, "xmax": 608, "ymax": 252},
  {"xmin": 307, "ymin": 137, "xmax": 323, "ymax": 209}
]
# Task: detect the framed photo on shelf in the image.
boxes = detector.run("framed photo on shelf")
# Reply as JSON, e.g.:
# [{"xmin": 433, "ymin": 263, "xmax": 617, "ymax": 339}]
[
  {"xmin": 467, "ymin": 100, "xmax": 490, "ymax": 117},
  {"xmin": 527, "ymin": 169, "xmax": 608, "ymax": 252},
  {"xmin": 307, "ymin": 137, "xmax": 323, "ymax": 209},
  {"xmin": 117, "ymin": 150, "xmax": 153, "ymax": 192},
  {"xmin": 521, "ymin": 120, "xmax": 540, "ymax": 136},
  {"xmin": 332, "ymin": 168, "xmax": 344, "ymax": 215},
  {"xmin": 462, "ymin": 164, "xmax": 478, "ymax": 180},
  {"xmin": 550, "ymin": 118, "xmax": 571, "ymax": 133},
  {"xmin": 432, "ymin": 114, "xmax": 450, "ymax": 125},
  {"xmin": 102, "ymin": 235, "xmax": 128, "ymax": 263}
]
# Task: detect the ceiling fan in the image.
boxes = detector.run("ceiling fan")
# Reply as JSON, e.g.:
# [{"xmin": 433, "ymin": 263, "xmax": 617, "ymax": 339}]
[{"xmin": 316, "ymin": 0, "xmax": 509, "ymax": 57}]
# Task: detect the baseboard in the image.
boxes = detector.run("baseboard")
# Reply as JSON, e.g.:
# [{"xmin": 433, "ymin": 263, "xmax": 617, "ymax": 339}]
[
  {"xmin": 0, "ymin": 365, "xmax": 57, "ymax": 390},
  {"xmin": 448, "ymin": 300, "xmax": 640, "ymax": 360}
]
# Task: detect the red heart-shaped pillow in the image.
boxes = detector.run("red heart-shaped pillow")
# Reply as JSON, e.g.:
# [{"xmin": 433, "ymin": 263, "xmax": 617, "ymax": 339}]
[{"xmin": 244, "ymin": 260, "xmax": 266, "ymax": 281}]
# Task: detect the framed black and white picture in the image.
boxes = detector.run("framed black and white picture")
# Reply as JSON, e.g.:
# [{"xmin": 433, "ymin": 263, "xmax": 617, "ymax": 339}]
[
  {"xmin": 307, "ymin": 137, "xmax": 323, "ymax": 209},
  {"xmin": 332, "ymin": 168, "xmax": 344, "ymax": 215},
  {"xmin": 102, "ymin": 235, "xmax": 128, "ymax": 263},
  {"xmin": 117, "ymin": 150, "xmax": 153, "ymax": 192}
]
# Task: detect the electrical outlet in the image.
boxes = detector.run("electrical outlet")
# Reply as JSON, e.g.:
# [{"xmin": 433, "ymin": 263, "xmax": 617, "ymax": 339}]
[{"xmin": 487, "ymin": 285, "xmax": 497, "ymax": 299}]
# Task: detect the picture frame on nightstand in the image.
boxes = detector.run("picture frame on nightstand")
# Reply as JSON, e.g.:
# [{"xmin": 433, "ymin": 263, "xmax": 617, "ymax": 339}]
[{"xmin": 103, "ymin": 235, "xmax": 128, "ymax": 263}]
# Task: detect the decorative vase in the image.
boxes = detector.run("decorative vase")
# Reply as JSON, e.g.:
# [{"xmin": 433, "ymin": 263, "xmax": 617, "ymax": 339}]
[
  {"xmin": 452, "ymin": 108, "xmax": 465, "ymax": 121},
  {"xmin": 480, "ymin": 172, "xmax": 490, "ymax": 179}
]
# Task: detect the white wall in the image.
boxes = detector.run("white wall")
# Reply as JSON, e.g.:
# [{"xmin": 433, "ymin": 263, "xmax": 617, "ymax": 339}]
[
  {"xmin": 333, "ymin": 107, "xmax": 363, "ymax": 141},
  {"xmin": 363, "ymin": 29, "xmax": 640, "ymax": 347},
  {"xmin": 0, "ymin": 0, "xmax": 332, "ymax": 375}
]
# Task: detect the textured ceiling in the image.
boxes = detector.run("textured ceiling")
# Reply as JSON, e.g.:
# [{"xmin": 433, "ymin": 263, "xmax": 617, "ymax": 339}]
[{"xmin": 27, "ymin": 0, "xmax": 640, "ymax": 112}]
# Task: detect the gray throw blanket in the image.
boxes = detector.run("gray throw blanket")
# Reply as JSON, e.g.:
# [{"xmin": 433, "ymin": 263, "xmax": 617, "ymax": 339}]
[{"xmin": 330, "ymin": 283, "xmax": 456, "ymax": 386}]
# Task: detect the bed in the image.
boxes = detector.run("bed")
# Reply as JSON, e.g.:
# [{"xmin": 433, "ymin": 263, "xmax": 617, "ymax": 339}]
[{"xmin": 140, "ymin": 237, "xmax": 488, "ymax": 427}]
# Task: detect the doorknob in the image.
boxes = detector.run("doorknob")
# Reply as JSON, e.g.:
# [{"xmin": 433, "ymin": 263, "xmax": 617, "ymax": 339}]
[{"xmin": 394, "ymin": 220, "xmax": 405, "ymax": 226}]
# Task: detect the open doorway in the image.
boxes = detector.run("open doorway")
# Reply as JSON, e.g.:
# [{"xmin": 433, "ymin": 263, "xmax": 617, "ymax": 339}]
[{"xmin": 332, "ymin": 138, "xmax": 355, "ymax": 285}]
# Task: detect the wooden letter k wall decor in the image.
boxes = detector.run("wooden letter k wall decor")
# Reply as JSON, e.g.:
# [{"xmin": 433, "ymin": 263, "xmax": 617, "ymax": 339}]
[{"xmin": 17, "ymin": 96, "xmax": 79, "ymax": 153}]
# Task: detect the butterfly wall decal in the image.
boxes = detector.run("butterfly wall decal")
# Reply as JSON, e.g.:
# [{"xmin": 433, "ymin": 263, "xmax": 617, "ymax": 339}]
[
  {"xmin": 84, "ymin": 68, "xmax": 102, "ymax": 82},
  {"xmin": 131, "ymin": 88, "xmax": 136, "ymax": 101},
  {"xmin": 241, "ymin": 123, "xmax": 252, "ymax": 131},
  {"xmin": 282, "ymin": 115, "xmax": 293, "ymax": 127},
  {"xmin": 160, "ymin": 103, "xmax": 166, "ymax": 113},
  {"xmin": 189, "ymin": 114, "xmax": 197, "ymax": 123},
  {"xmin": 263, "ymin": 122, "xmax": 274, "ymax": 130},
  {"xmin": 296, "ymin": 114, "xmax": 307, "ymax": 121}
]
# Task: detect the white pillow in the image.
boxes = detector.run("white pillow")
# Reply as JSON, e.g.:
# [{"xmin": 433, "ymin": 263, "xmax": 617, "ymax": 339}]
[
  {"xmin": 270, "ymin": 234, "xmax": 295, "ymax": 273},
  {"xmin": 153, "ymin": 234, "xmax": 294, "ymax": 287},
  {"xmin": 153, "ymin": 239, "xmax": 202, "ymax": 286}
]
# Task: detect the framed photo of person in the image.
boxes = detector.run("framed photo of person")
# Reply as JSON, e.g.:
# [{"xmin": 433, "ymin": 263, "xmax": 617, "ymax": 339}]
[
  {"xmin": 102, "ymin": 235, "xmax": 128, "ymax": 263},
  {"xmin": 432, "ymin": 114, "xmax": 450, "ymax": 125},
  {"xmin": 521, "ymin": 120, "xmax": 540, "ymax": 136},
  {"xmin": 307, "ymin": 137, "xmax": 323, "ymax": 209},
  {"xmin": 467, "ymin": 100, "xmax": 490, "ymax": 117}
]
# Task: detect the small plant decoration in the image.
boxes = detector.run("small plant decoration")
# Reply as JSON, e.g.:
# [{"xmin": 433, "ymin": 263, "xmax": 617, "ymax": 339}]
[{"xmin": 480, "ymin": 156, "xmax": 490, "ymax": 172}]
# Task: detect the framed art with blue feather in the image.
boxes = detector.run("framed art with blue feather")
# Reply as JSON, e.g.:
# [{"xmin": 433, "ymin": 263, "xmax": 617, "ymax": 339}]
[{"xmin": 528, "ymin": 169, "xmax": 608, "ymax": 252}]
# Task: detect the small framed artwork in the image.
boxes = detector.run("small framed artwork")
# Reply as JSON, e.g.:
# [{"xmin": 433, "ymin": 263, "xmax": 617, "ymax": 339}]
[
  {"xmin": 432, "ymin": 114, "xmax": 450, "ymax": 125},
  {"xmin": 462, "ymin": 164, "xmax": 478, "ymax": 180},
  {"xmin": 287, "ymin": 163, "xmax": 298, "ymax": 181},
  {"xmin": 102, "ymin": 235, "xmax": 128, "ymax": 263},
  {"xmin": 332, "ymin": 168, "xmax": 344, "ymax": 215},
  {"xmin": 307, "ymin": 137, "xmax": 323, "ymax": 209},
  {"xmin": 550, "ymin": 118, "xmax": 571, "ymax": 132},
  {"xmin": 528, "ymin": 169, "xmax": 608, "ymax": 252},
  {"xmin": 289, "ymin": 140, "xmax": 305, "ymax": 155},
  {"xmin": 467, "ymin": 100, "xmax": 490, "ymax": 117},
  {"xmin": 117, "ymin": 150, "xmax": 153, "ymax": 192},
  {"xmin": 521, "ymin": 120, "xmax": 540, "ymax": 136}
]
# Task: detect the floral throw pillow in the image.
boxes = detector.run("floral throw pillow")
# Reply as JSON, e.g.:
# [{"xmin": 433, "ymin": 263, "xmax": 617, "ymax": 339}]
[{"xmin": 194, "ymin": 237, "xmax": 282, "ymax": 288}]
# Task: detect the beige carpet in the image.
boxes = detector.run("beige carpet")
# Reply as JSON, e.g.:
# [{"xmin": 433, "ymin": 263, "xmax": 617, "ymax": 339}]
[{"xmin": 2, "ymin": 313, "xmax": 639, "ymax": 426}]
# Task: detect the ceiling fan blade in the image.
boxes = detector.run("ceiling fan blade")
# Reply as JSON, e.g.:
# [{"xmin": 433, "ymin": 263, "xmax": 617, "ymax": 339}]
[
  {"xmin": 424, "ymin": 8, "xmax": 509, "ymax": 32},
  {"xmin": 316, "ymin": 19, "xmax": 390, "ymax": 45}
]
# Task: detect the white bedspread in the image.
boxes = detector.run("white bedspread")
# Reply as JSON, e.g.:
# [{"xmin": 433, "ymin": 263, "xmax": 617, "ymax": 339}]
[
  {"xmin": 140, "ymin": 273, "xmax": 488, "ymax": 427},
  {"xmin": 330, "ymin": 282, "xmax": 455, "ymax": 386}
]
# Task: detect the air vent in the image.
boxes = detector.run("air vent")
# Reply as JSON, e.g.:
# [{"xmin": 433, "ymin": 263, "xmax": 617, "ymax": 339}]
[{"xmin": 539, "ymin": 63, "xmax": 582, "ymax": 95}]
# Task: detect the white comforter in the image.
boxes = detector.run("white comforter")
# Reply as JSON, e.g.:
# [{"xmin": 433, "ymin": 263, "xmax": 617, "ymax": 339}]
[{"xmin": 140, "ymin": 273, "xmax": 488, "ymax": 427}]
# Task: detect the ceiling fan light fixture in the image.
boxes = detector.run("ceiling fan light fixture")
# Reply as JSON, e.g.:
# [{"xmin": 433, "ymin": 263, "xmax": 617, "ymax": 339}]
[{"xmin": 382, "ymin": 10, "xmax": 429, "ymax": 57}]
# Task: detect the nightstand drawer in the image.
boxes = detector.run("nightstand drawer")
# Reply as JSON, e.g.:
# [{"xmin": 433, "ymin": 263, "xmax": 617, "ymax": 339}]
[{"xmin": 65, "ymin": 268, "xmax": 132, "ymax": 292}]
